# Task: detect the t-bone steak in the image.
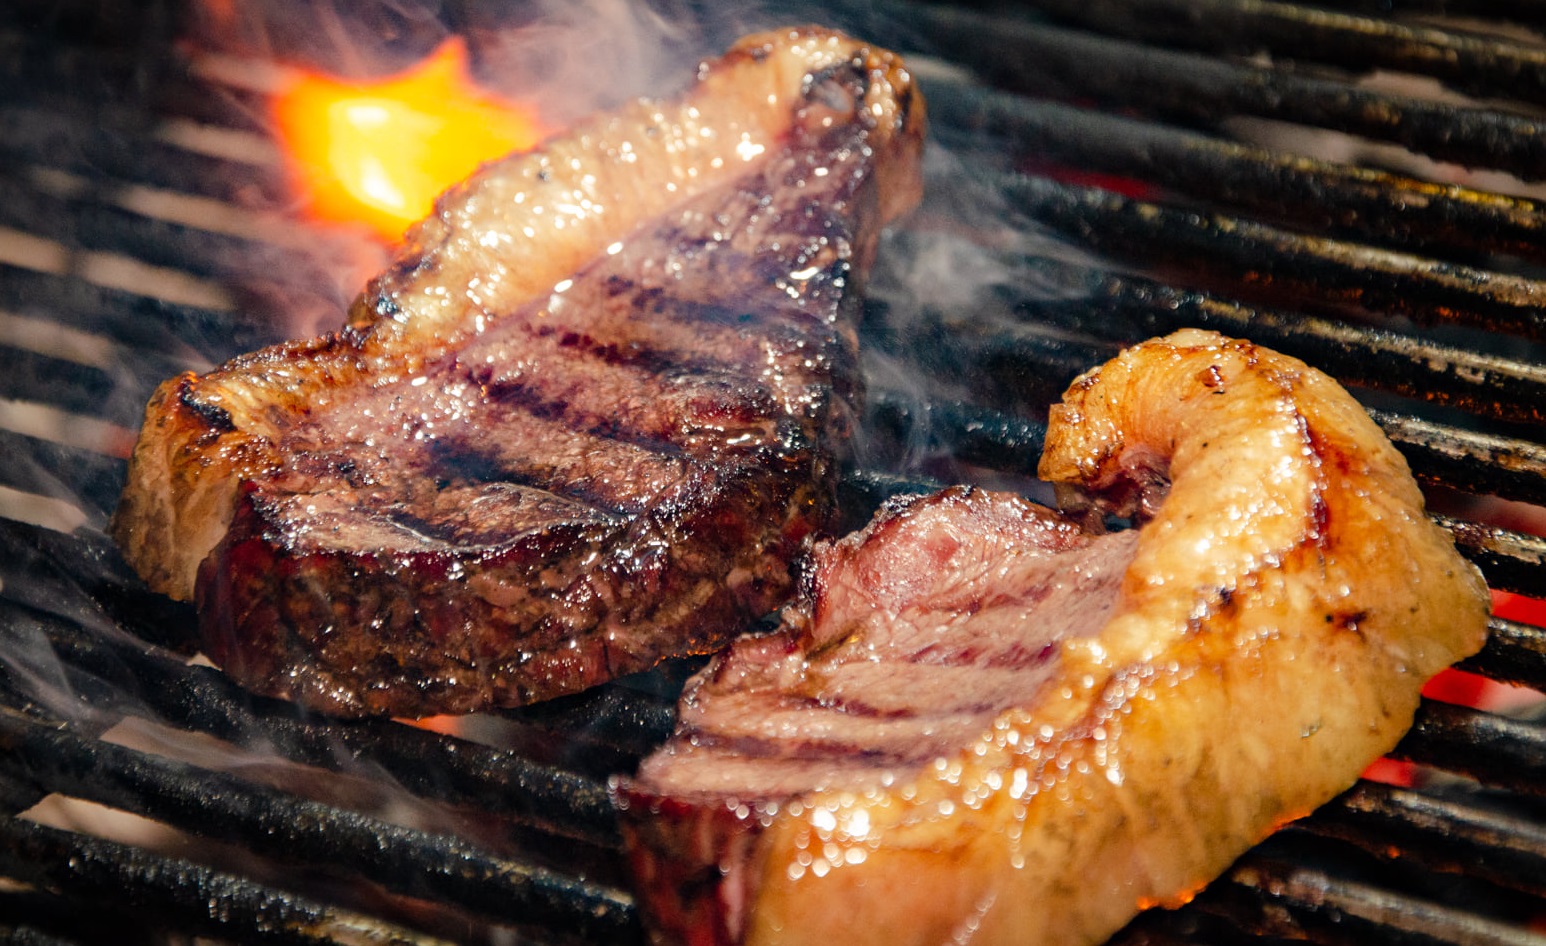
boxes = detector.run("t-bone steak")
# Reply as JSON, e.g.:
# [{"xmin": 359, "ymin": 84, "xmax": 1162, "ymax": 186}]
[{"xmin": 110, "ymin": 27, "xmax": 924, "ymax": 717}]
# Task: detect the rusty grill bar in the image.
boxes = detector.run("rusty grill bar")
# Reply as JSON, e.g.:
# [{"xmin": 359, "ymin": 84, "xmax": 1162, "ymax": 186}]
[{"xmin": 3, "ymin": 0, "xmax": 1546, "ymax": 943}]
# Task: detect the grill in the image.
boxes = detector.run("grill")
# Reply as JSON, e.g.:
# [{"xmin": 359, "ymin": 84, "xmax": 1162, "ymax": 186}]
[{"xmin": 3, "ymin": 0, "xmax": 1545, "ymax": 943}]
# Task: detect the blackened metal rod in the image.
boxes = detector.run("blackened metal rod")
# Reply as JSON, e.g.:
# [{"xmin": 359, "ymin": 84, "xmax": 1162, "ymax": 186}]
[
  {"xmin": 878, "ymin": 387, "xmax": 1546, "ymax": 509},
  {"xmin": 0, "ymin": 888, "xmax": 160, "ymax": 943},
  {"xmin": 873, "ymin": 0, "xmax": 1546, "ymax": 179},
  {"xmin": 0, "ymin": 347, "xmax": 128, "ymax": 423},
  {"xmin": 862, "ymin": 392, "xmax": 1049, "ymax": 477},
  {"xmin": 995, "ymin": 171, "xmax": 1546, "ymax": 342},
  {"xmin": 1307, "ymin": 0, "xmax": 1546, "ymax": 23},
  {"xmin": 872, "ymin": 299, "xmax": 1546, "ymax": 506},
  {"xmin": 1308, "ymin": 779, "xmax": 1546, "ymax": 899},
  {"xmin": 1465, "ymin": 618, "xmax": 1546, "ymax": 692},
  {"xmin": 1394, "ymin": 698, "xmax": 1546, "ymax": 796},
  {"xmin": 500, "ymin": 683, "xmax": 680, "ymax": 756},
  {"xmin": 924, "ymin": 76, "xmax": 1546, "ymax": 264},
  {"xmin": 1370, "ymin": 412, "xmax": 1546, "ymax": 508},
  {"xmin": 155, "ymin": 74, "xmax": 274, "ymax": 136},
  {"xmin": 0, "ymin": 25, "xmax": 171, "ymax": 118},
  {"xmin": 0, "ymin": 104, "xmax": 289, "ymax": 208},
  {"xmin": 972, "ymin": 253, "xmax": 1546, "ymax": 430},
  {"xmin": 0, "ymin": 430, "xmax": 127, "ymax": 521},
  {"xmin": 0, "ymin": 517, "xmax": 200, "ymax": 655},
  {"xmin": 1221, "ymin": 852, "xmax": 1546, "ymax": 945},
  {"xmin": 0, "ymin": 264, "xmax": 277, "ymax": 361},
  {"xmin": 0, "ymin": 174, "xmax": 337, "ymax": 295},
  {"xmin": 0, "ymin": 710, "xmax": 639, "ymax": 941},
  {"xmin": 1016, "ymin": 0, "xmax": 1546, "ymax": 106},
  {"xmin": 0, "ymin": 815, "xmax": 458, "ymax": 946},
  {"xmin": 1442, "ymin": 514, "xmax": 1546, "ymax": 599},
  {"xmin": 0, "ymin": 596, "xmax": 620, "ymax": 846},
  {"xmin": 0, "ymin": 920, "xmax": 89, "ymax": 946}
]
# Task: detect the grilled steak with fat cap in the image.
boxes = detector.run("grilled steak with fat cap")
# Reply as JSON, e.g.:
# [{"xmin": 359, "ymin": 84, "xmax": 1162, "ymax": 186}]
[
  {"xmin": 615, "ymin": 330, "xmax": 1490, "ymax": 946},
  {"xmin": 110, "ymin": 27, "xmax": 924, "ymax": 717}
]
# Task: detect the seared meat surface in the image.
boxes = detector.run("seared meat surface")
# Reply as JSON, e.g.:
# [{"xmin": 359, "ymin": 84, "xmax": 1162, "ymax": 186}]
[
  {"xmin": 629, "ymin": 488, "xmax": 1138, "ymax": 801},
  {"xmin": 111, "ymin": 28, "xmax": 924, "ymax": 717},
  {"xmin": 615, "ymin": 330, "xmax": 1490, "ymax": 946}
]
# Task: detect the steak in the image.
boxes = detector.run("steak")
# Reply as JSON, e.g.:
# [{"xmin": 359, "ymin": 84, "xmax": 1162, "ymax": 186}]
[
  {"xmin": 614, "ymin": 331, "xmax": 1491, "ymax": 946},
  {"xmin": 110, "ymin": 28, "xmax": 924, "ymax": 717}
]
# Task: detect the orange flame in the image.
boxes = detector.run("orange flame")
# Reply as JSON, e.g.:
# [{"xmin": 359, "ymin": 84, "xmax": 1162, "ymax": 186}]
[{"xmin": 273, "ymin": 38, "xmax": 543, "ymax": 241}]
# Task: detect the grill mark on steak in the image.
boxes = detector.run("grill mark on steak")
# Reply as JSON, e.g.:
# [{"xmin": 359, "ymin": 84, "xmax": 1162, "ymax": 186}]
[
  {"xmin": 455, "ymin": 248, "xmax": 853, "ymax": 448},
  {"xmin": 425, "ymin": 412, "xmax": 690, "ymax": 515},
  {"xmin": 529, "ymin": 304, "xmax": 836, "ymax": 394},
  {"xmin": 470, "ymin": 352, "xmax": 786, "ymax": 457}
]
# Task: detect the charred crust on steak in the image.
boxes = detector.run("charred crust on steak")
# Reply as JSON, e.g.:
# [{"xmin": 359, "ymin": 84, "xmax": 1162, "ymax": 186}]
[{"xmin": 178, "ymin": 385, "xmax": 235, "ymax": 434}]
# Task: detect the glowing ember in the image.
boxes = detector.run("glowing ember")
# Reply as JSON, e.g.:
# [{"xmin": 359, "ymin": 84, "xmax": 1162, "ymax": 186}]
[{"xmin": 273, "ymin": 38, "xmax": 543, "ymax": 241}]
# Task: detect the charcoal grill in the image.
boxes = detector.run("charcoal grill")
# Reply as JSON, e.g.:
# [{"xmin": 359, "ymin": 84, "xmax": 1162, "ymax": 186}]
[{"xmin": 3, "ymin": 0, "xmax": 1546, "ymax": 942}]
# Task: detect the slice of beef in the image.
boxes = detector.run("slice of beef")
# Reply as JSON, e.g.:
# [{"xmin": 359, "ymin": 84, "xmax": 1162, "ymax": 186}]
[
  {"xmin": 630, "ymin": 488, "xmax": 1137, "ymax": 799},
  {"xmin": 615, "ymin": 486, "xmax": 1139, "ymax": 942},
  {"xmin": 110, "ymin": 28, "xmax": 924, "ymax": 717},
  {"xmin": 613, "ymin": 332, "xmax": 1491, "ymax": 946}
]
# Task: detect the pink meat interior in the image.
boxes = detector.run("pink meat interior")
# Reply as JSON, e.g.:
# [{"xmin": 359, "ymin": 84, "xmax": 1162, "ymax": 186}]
[{"xmin": 633, "ymin": 486, "xmax": 1140, "ymax": 801}]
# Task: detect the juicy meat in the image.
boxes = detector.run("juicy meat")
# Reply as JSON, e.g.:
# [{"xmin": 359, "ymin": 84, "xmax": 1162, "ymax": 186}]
[
  {"xmin": 109, "ymin": 28, "xmax": 924, "ymax": 718},
  {"xmin": 628, "ymin": 489, "xmax": 1138, "ymax": 802},
  {"xmin": 614, "ymin": 330, "xmax": 1491, "ymax": 946}
]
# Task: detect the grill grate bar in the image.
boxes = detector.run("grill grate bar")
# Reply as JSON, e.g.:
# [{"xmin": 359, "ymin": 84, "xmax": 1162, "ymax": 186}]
[
  {"xmin": 925, "ymin": 75, "xmax": 1546, "ymax": 264},
  {"xmin": 895, "ymin": 319, "xmax": 1120, "ymax": 413},
  {"xmin": 875, "ymin": 0, "xmax": 1546, "ymax": 179},
  {"xmin": 0, "ymin": 429, "xmax": 127, "ymax": 521},
  {"xmin": 0, "ymin": 814, "xmax": 462, "ymax": 946},
  {"xmin": 1463, "ymin": 618, "xmax": 1546, "ymax": 691},
  {"xmin": 499, "ymin": 682, "xmax": 684, "ymax": 762},
  {"xmin": 155, "ymin": 73, "xmax": 275, "ymax": 138},
  {"xmin": 0, "ymin": 264, "xmax": 272, "ymax": 363},
  {"xmin": 0, "ymin": 348, "xmax": 128, "ymax": 425},
  {"xmin": 0, "ymin": 707, "xmax": 639, "ymax": 940},
  {"xmin": 992, "ymin": 171, "xmax": 1546, "ymax": 342},
  {"xmin": 0, "ymin": 173, "xmax": 333, "ymax": 295},
  {"xmin": 0, "ymin": 104, "xmax": 287, "ymax": 209},
  {"xmin": 1017, "ymin": 0, "xmax": 1546, "ymax": 106},
  {"xmin": 1308, "ymin": 780, "xmax": 1546, "ymax": 900},
  {"xmin": 910, "ymin": 248, "xmax": 1546, "ymax": 430},
  {"xmin": 0, "ymin": 891, "xmax": 131, "ymax": 946},
  {"xmin": 1369, "ymin": 412, "xmax": 1546, "ymax": 508},
  {"xmin": 1395, "ymin": 698, "xmax": 1546, "ymax": 796},
  {"xmin": 0, "ymin": 516, "xmax": 195, "ymax": 655},
  {"xmin": 0, "ymin": 923, "xmax": 87, "ymax": 946},
  {"xmin": 1216, "ymin": 851, "xmax": 1546, "ymax": 946},
  {"xmin": 867, "ymin": 382, "xmax": 1546, "ymax": 511},
  {"xmin": 0, "ymin": 593, "xmax": 620, "ymax": 846},
  {"xmin": 0, "ymin": 26, "xmax": 171, "ymax": 120},
  {"xmin": 861, "ymin": 391, "xmax": 1049, "ymax": 479},
  {"xmin": 870, "ymin": 298, "xmax": 1546, "ymax": 503},
  {"xmin": 1308, "ymin": 0, "xmax": 1546, "ymax": 25},
  {"xmin": 1439, "ymin": 514, "xmax": 1546, "ymax": 598}
]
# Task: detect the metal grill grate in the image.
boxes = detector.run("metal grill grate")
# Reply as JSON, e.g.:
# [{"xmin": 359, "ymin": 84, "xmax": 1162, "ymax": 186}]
[{"xmin": 2, "ymin": 0, "xmax": 1545, "ymax": 943}]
